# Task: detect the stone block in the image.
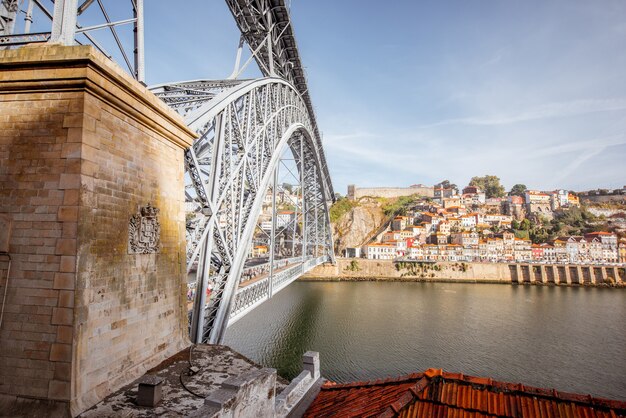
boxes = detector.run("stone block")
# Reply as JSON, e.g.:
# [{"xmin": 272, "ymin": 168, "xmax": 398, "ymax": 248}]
[
  {"xmin": 57, "ymin": 206, "xmax": 78, "ymax": 222},
  {"xmin": 0, "ymin": 214, "xmax": 12, "ymax": 253},
  {"xmin": 58, "ymin": 291, "xmax": 74, "ymax": 308},
  {"xmin": 62, "ymin": 114, "xmax": 83, "ymax": 128},
  {"xmin": 303, "ymin": 351, "xmax": 320, "ymax": 381},
  {"xmin": 51, "ymin": 308, "xmax": 73, "ymax": 325},
  {"xmin": 62, "ymin": 190, "xmax": 79, "ymax": 206},
  {"xmin": 56, "ymin": 326, "xmax": 73, "ymax": 344},
  {"xmin": 54, "ymin": 239, "xmax": 76, "ymax": 256},
  {"xmin": 61, "ymin": 142, "xmax": 81, "ymax": 159},
  {"xmin": 136, "ymin": 375, "xmax": 164, "ymax": 407},
  {"xmin": 66, "ymin": 127, "xmax": 83, "ymax": 143},
  {"xmin": 53, "ymin": 273, "xmax": 75, "ymax": 290},
  {"xmin": 48, "ymin": 379, "xmax": 70, "ymax": 400},
  {"xmin": 58, "ymin": 174, "xmax": 80, "ymax": 190},
  {"xmin": 59, "ymin": 256, "xmax": 76, "ymax": 273},
  {"xmin": 61, "ymin": 222, "xmax": 77, "ymax": 239},
  {"xmin": 49, "ymin": 343, "xmax": 72, "ymax": 362},
  {"xmin": 53, "ymin": 362, "xmax": 71, "ymax": 382}
]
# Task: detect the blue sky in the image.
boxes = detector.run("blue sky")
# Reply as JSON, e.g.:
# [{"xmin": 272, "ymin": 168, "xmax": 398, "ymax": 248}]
[{"xmin": 24, "ymin": 1, "xmax": 626, "ymax": 194}]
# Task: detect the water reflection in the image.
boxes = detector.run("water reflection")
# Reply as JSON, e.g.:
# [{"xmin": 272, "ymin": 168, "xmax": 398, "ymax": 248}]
[{"xmin": 224, "ymin": 281, "xmax": 626, "ymax": 400}]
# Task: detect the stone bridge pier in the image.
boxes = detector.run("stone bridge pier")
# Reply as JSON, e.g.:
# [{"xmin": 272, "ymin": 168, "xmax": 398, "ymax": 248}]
[
  {"xmin": 509, "ymin": 263, "xmax": 623, "ymax": 286},
  {"xmin": 0, "ymin": 44, "xmax": 195, "ymax": 416}
]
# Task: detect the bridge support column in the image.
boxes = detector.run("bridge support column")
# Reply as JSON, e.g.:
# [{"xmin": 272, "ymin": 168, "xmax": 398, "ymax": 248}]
[
  {"xmin": 0, "ymin": 44, "xmax": 195, "ymax": 416},
  {"xmin": 586, "ymin": 266, "xmax": 595, "ymax": 285},
  {"xmin": 564, "ymin": 266, "xmax": 572, "ymax": 284},
  {"xmin": 549, "ymin": 265, "xmax": 559, "ymax": 284},
  {"xmin": 539, "ymin": 265, "xmax": 546, "ymax": 284},
  {"xmin": 526, "ymin": 265, "xmax": 535, "ymax": 284},
  {"xmin": 600, "ymin": 267, "xmax": 607, "ymax": 283}
]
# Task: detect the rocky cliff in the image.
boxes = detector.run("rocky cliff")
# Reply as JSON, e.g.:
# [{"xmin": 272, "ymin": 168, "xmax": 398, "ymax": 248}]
[{"xmin": 332, "ymin": 198, "xmax": 388, "ymax": 254}]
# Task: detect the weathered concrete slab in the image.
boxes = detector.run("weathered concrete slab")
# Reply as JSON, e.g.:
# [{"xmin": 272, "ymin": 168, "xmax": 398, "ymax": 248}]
[{"xmin": 79, "ymin": 345, "xmax": 286, "ymax": 417}]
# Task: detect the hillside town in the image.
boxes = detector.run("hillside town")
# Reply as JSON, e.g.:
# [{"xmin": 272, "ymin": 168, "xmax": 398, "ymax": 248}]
[{"xmin": 354, "ymin": 183, "xmax": 626, "ymax": 265}]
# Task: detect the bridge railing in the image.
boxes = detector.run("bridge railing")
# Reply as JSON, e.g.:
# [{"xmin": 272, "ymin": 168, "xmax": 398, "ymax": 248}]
[
  {"xmin": 229, "ymin": 255, "xmax": 328, "ymax": 324},
  {"xmin": 239, "ymin": 256, "xmax": 304, "ymax": 284}
]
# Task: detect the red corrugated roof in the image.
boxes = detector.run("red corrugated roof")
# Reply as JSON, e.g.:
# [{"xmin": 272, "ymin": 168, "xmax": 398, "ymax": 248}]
[{"xmin": 304, "ymin": 368, "xmax": 626, "ymax": 418}]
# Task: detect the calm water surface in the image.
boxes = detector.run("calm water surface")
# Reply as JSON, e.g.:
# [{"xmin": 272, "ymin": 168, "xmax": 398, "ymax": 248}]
[{"xmin": 223, "ymin": 281, "xmax": 626, "ymax": 400}]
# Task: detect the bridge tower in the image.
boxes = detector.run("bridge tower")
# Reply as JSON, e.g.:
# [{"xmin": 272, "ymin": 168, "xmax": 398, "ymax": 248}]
[{"xmin": 2, "ymin": 0, "xmax": 335, "ymax": 345}]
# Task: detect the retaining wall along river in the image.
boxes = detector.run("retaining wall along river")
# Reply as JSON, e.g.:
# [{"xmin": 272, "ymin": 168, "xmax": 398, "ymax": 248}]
[{"xmin": 302, "ymin": 259, "xmax": 625, "ymax": 285}]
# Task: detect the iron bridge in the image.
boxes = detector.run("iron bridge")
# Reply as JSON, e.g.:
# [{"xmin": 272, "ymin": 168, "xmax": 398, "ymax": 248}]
[{"xmin": 1, "ymin": 0, "xmax": 336, "ymax": 344}]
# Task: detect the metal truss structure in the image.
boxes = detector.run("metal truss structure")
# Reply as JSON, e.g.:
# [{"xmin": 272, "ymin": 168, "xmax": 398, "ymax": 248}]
[
  {"xmin": 152, "ymin": 76, "xmax": 334, "ymax": 343},
  {"xmin": 3, "ymin": 0, "xmax": 335, "ymax": 344},
  {"xmin": 153, "ymin": 0, "xmax": 335, "ymax": 344},
  {"xmin": 0, "ymin": 0, "xmax": 144, "ymax": 81}
]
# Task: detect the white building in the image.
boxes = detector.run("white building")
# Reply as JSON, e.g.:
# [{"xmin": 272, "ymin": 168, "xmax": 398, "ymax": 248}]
[{"xmin": 364, "ymin": 243, "xmax": 395, "ymax": 260}]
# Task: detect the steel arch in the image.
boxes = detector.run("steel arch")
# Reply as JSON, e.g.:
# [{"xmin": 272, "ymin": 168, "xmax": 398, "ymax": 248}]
[{"xmin": 152, "ymin": 78, "xmax": 333, "ymax": 344}]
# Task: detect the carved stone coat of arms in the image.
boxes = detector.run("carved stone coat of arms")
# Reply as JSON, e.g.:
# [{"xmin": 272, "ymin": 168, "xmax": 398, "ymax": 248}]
[{"xmin": 128, "ymin": 203, "xmax": 160, "ymax": 254}]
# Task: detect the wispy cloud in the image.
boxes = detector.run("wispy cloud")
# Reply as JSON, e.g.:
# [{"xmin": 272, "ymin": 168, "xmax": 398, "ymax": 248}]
[
  {"xmin": 420, "ymin": 98, "xmax": 626, "ymax": 128},
  {"xmin": 526, "ymin": 134, "xmax": 626, "ymax": 159},
  {"xmin": 478, "ymin": 47, "xmax": 509, "ymax": 69},
  {"xmin": 553, "ymin": 146, "xmax": 607, "ymax": 185}
]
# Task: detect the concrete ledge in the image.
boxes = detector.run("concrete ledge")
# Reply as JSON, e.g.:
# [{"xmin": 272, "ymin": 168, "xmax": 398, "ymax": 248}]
[
  {"xmin": 275, "ymin": 351, "xmax": 322, "ymax": 417},
  {"xmin": 194, "ymin": 368, "xmax": 277, "ymax": 418},
  {"xmin": 275, "ymin": 370, "xmax": 312, "ymax": 415}
]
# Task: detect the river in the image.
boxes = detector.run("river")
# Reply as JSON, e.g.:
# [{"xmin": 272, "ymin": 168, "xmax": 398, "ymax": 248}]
[{"xmin": 223, "ymin": 281, "xmax": 626, "ymax": 400}]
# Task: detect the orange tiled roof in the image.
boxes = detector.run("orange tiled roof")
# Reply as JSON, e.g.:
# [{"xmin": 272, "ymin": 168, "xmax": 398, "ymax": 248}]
[{"xmin": 304, "ymin": 368, "xmax": 626, "ymax": 418}]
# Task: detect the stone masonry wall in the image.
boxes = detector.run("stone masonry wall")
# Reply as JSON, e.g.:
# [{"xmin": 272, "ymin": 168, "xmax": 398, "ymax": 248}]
[
  {"xmin": 303, "ymin": 259, "xmax": 519, "ymax": 282},
  {"xmin": 349, "ymin": 186, "xmax": 435, "ymax": 200},
  {"xmin": 303, "ymin": 259, "xmax": 624, "ymax": 285},
  {"xmin": 0, "ymin": 84, "xmax": 84, "ymax": 404},
  {"xmin": 0, "ymin": 44, "xmax": 195, "ymax": 416},
  {"xmin": 72, "ymin": 70, "xmax": 189, "ymax": 414}
]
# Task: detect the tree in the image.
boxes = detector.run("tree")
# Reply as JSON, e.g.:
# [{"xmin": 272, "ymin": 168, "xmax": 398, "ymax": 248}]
[
  {"xmin": 519, "ymin": 219, "xmax": 531, "ymax": 231},
  {"xmin": 435, "ymin": 179, "xmax": 458, "ymax": 193},
  {"xmin": 509, "ymin": 184, "xmax": 527, "ymax": 197},
  {"xmin": 469, "ymin": 175, "xmax": 505, "ymax": 198},
  {"xmin": 530, "ymin": 227, "xmax": 549, "ymax": 244},
  {"xmin": 282, "ymin": 182, "xmax": 293, "ymax": 193}
]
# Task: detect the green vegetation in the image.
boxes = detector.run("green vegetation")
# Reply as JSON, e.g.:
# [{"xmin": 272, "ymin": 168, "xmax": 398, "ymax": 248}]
[
  {"xmin": 329, "ymin": 197, "xmax": 356, "ymax": 223},
  {"xmin": 394, "ymin": 261, "xmax": 445, "ymax": 278},
  {"xmin": 548, "ymin": 206, "xmax": 607, "ymax": 237},
  {"xmin": 511, "ymin": 206, "xmax": 612, "ymax": 244},
  {"xmin": 509, "ymin": 184, "xmax": 527, "ymax": 197},
  {"xmin": 381, "ymin": 195, "xmax": 419, "ymax": 216},
  {"xmin": 344, "ymin": 259, "xmax": 360, "ymax": 272},
  {"xmin": 513, "ymin": 230, "xmax": 530, "ymax": 240},
  {"xmin": 469, "ymin": 175, "xmax": 506, "ymax": 198}
]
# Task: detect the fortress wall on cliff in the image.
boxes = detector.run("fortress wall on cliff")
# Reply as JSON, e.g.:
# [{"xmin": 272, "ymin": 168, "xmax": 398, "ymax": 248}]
[{"xmin": 348, "ymin": 185, "xmax": 434, "ymax": 200}]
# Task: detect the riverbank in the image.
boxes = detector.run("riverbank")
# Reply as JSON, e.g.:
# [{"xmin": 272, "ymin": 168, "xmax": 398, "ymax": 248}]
[{"xmin": 300, "ymin": 258, "xmax": 625, "ymax": 286}]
